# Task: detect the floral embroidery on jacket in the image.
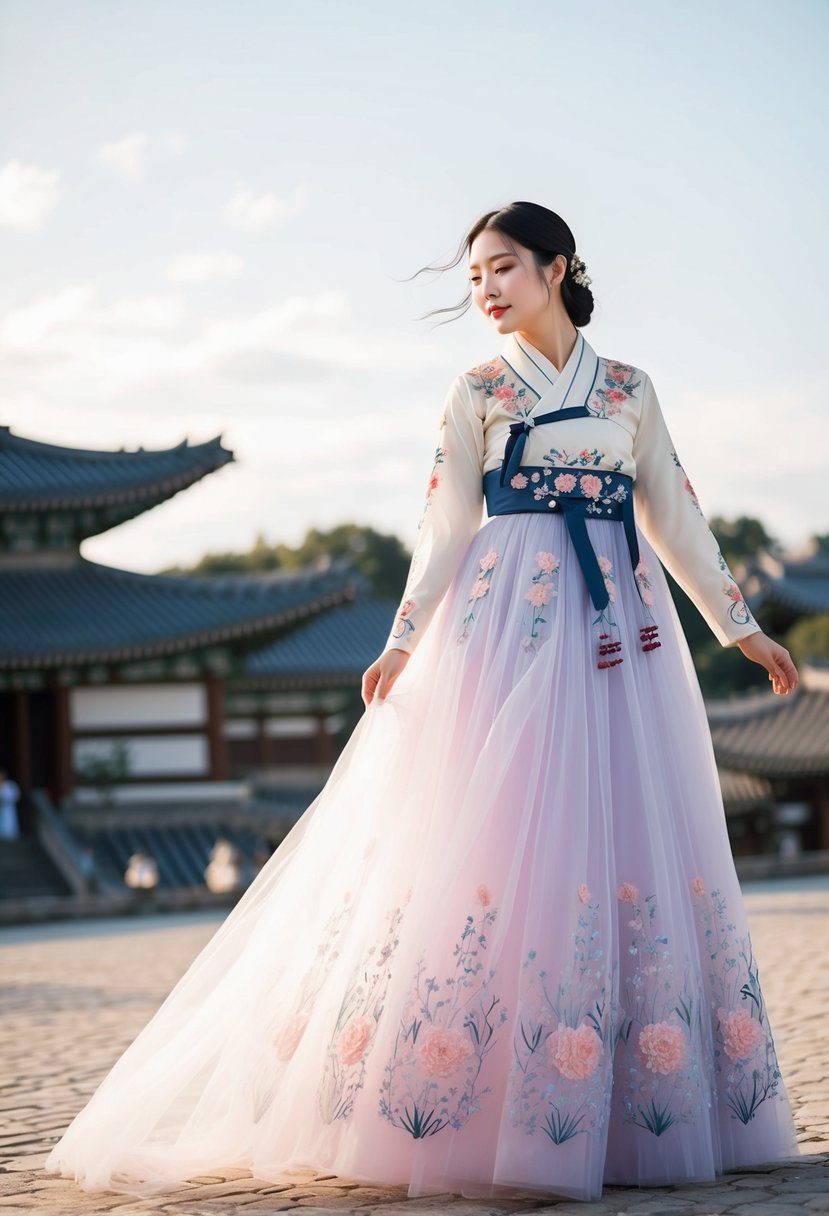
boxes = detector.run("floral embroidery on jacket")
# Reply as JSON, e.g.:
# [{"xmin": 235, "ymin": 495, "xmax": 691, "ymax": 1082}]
[
  {"xmin": 507, "ymin": 884, "xmax": 613, "ymax": 1145},
  {"xmin": 468, "ymin": 357, "xmax": 537, "ymax": 416},
  {"xmin": 714, "ymin": 548, "xmax": 756, "ymax": 627},
  {"xmin": 317, "ymin": 892, "xmax": 411, "ymax": 1123},
  {"xmin": 540, "ymin": 445, "xmax": 607, "ymax": 468},
  {"xmin": 457, "ymin": 549, "xmax": 499, "ymax": 644},
  {"xmin": 613, "ymin": 883, "xmax": 709, "ymax": 1136},
  {"xmin": 690, "ymin": 876, "xmax": 784, "ymax": 1123},
  {"xmin": 521, "ymin": 550, "xmax": 560, "ymax": 654},
  {"xmin": 391, "ymin": 598, "xmax": 416, "ymax": 643},
  {"xmin": 379, "ymin": 884, "xmax": 508, "ymax": 1138},
  {"xmin": 586, "ymin": 360, "xmax": 641, "ymax": 418},
  {"xmin": 417, "ymin": 444, "xmax": 447, "ymax": 532},
  {"xmin": 670, "ymin": 449, "xmax": 704, "ymax": 517}
]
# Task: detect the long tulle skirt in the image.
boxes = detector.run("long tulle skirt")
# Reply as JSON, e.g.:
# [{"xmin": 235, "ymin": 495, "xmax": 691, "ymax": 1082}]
[{"xmin": 43, "ymin": 511, "xmax": 801, "ymax": 1200}]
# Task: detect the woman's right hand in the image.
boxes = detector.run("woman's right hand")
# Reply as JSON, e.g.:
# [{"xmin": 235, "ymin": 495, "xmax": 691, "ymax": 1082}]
[{"xmin": 362, "ymin": 647, "xmax": 410, "ymax": 708}]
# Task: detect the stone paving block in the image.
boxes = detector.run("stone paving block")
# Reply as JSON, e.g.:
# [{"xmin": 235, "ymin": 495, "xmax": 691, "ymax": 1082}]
[{"xmin": 1, "ymin": 888, "xmax": 828, "ymax": 1213}]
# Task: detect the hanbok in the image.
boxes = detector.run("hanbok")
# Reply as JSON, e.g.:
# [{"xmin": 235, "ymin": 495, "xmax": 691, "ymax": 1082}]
[{"xmin": 44, "ymin": 329, "xmax": 800, "ymax": 1201}]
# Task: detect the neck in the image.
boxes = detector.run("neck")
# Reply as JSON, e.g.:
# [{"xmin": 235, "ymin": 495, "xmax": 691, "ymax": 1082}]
[{"xmin": 517, "ymin": 317, "xmax": 579, "ymax": 373}]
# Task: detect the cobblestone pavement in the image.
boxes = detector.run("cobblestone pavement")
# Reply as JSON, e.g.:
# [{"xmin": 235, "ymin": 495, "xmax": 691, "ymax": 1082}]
[{"xmin": 1, "ymin": 879, "xmax": 827, "ymax": 1215}]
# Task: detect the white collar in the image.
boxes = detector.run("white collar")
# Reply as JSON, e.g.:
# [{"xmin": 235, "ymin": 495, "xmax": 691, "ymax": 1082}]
[{"xmin": 500, "ymin": 329, "xmax": 601, "ymax": 415}]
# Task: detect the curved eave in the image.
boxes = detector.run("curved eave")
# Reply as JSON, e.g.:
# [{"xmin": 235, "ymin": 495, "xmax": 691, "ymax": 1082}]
[
  {"xmin": 0, "ymin": 448, "xmax": 235, "ymax": 513},
  {"xmin": 1, "ymin": 584, "xmax": 357, "ymax": 671}
]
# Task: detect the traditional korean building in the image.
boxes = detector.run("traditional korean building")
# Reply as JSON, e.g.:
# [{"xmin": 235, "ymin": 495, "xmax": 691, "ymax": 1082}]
[
  {"xmin": 708, "ymin": 538, "xmax": 829, "ymax": 856},
  {"xmin": 0, "ymin": 424, "xmax": 392, "ymax": 815}
]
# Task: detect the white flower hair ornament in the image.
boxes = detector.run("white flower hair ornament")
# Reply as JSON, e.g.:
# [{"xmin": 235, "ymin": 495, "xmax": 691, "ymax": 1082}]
[{"xmin": 569, "ymin": 253, "xmax": 592, "ymax": 288}]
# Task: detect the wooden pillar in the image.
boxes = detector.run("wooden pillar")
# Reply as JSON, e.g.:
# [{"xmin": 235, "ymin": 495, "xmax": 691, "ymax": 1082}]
[
  {"xmin": 12, "ymin": 688, "xmax": 31, "ymax": 797},
  {"xmin": 255, "ymin": 710, "xmax": 270, "ymax": 767},
  {"xmin": 315, "ymin": 710, "xmax": 334, "ymax": 766},
  {"xmin": 205, "ymin": 676, "xmax": 228, "ymax": 780},
  {"xmin": 817, "ymin": 776, "xmax": 829, "ymax": 852},
  {"xmin": 52, "ymin": 682, "xmax": 72, "ymax": 805}
]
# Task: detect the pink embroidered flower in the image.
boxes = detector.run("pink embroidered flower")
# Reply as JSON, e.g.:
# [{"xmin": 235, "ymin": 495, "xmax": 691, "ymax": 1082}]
[
  {"xmin": 520, "ymin": 634, "xmax": 532, "ymax": 649},
  {"xmin": 554, "ymin": 472, "xmax": 577, "ymax": 492},
  {"xmin": 531, "ymin": 471, "xmax": 541, "ymax": 482},
  {"xmin": 337, "ymin": 1014, "xmax": 375, "ymax": 1066},
  {"xmin": 597, "ymin": 555, "xmax": 613, "ymax": 574},
  {"xmin": 691, "ymin": 875, "xmax": 706, "ymax": 896},
  {"xmin": 579, "ymin": 474, "xmax": 603, "ymax": 499},
  {"xmin": 428, "ymin": 474, "xmax": 441, "ymax": 492},
  {"xmin": 547, "ymin": 1022, "xmax": 602, "ymax": 1080},
  {"xmin": 638, "ymin": 1021, "xmax": 686, "ymax": 1074},
  {"xmin": 635, "ymin": 560, "xmax": 650, "ymax": 577},
  {"xmin": 525, "ymin": 581, "xmax": 555, "ymax": 608},
  {"xmin": 719, "ymin": 1007, "xmax": 765, "ymax": 1061},
  {"xmin": 580, "ymin": 449, "xmax": 592, "ymax": 460},
  {"xmin": 272, "ymin": 1011, "xmax": 310, "ymax": 1061},
  {"xmin": 606, "ymin": 388, "xmax": 628, "ymax": 404},
  {"xmin": 535, "ymin": 551, "xmax": 560, "ymax": 574},
  {"xmin": 398, "ymin": 599, "xmax": 415, "ymax": 619},
  {"xmin": 494, "ymin": 385, "xmax": 514, "ymax": 401},
  {"xmin": 727, "ymin": 585, "xmax": 744, "ymax": 603},
  {"xmin": 606, "ymin": 361, "xmax": 635, "ymax": 383},
  {"xmin": 510, "ymin": 472, "xmax": 529, "ymax": 489},
  {"xmin": 416, "ymin": 1026, "xmax": 473, "ymax": 1076},
  {"xmin": 477, "ymin": 883, "xmax": 492, "ymax": 907},
  {"xmin": 577, "ymin": 883, "xmax": 591, "ymax": 903},
  {"xmin": 617, "ymin": 882, "xmax": 638, "ymax": 903},
  {"xmin": 479, "ymin": 548, "xmax": 499, "ymax": 572}
]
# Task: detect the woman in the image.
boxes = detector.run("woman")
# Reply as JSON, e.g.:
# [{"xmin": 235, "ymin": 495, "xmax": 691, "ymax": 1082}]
[{"xmin": 45, "ymin": 202, "xmax": 801, "ymax": 1202}]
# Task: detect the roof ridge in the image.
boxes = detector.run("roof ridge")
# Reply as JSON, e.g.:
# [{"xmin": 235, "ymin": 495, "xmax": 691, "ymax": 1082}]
[{"xmin": 0, "ymin": 425, "xmax": 227, "ymax": 461}]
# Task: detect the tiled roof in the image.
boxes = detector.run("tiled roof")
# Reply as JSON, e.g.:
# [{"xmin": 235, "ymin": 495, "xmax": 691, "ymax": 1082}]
[
  {"xmin": 0, "ymin": 557, "xmax": 358, "ymax": 669},
  {"xmin": 241, "ymin": 593, "xmax": 400, "ymax": 686},
  {"xmin": 718, "ymin": 768, "xmax": 775, "ymax": 815},
  {"xmin": 740, "ymin": 543, "xmax": 829, "ymax": 616},
  {"xmin": 706, "ymin": 663, "xmax": 829, "ymax": 778},
  {"xmin": 0, "ymin": 425, "xmax": 233, "ymax": 510}
]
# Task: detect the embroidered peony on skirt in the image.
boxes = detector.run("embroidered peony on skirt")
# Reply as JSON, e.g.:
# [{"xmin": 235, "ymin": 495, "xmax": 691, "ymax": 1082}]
[{"xmin": 44, "ymin": 511, "xmax": 801, "ymax": 1201}]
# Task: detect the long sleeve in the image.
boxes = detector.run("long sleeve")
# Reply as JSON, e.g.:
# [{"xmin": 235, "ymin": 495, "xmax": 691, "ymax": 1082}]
[
  {"xmin": 632, "ymin": 371, "xmax": 762, "ymax": 648},
  {"xmin": 383, "ymin": 373, "xmax": 485, "ymax": 656}
]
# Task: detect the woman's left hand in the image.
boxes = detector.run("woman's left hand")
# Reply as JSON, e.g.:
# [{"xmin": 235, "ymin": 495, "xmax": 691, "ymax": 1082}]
[{"xmin": 736, "ymin": 630, "xmax": 799, "ymax": 695}]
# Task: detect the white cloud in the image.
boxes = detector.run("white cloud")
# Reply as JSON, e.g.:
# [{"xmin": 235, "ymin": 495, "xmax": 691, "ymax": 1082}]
[
  {"xmin": 160, "ymin": 130, "xmax": 190, "ymax": 154},
  {"xmin": 96, "ymin": 133, "xmax": 149, "ymax": 182},
  {"xmin": 222, "ymin": 182, "xmax": 307, "ymax": 233},
  {"xmin": 0, "ymin": 284, "xmax": 445, "ymax": 404},
  {"xmin": 0, "ymin": 159, "xmax": 60, "ymax": 231},
  {"xmin": 167, "ymin": 252, "xmax": 245, "ymax": 284},
  {"xmin": 0, "ymin": 285, "xmax": 96, "ymax": 346}
]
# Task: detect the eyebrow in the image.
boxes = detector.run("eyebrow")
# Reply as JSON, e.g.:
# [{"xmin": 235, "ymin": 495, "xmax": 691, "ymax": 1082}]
[{"xmin": 468, "ymin": 251, "xmax": 515, "ymax": 269}]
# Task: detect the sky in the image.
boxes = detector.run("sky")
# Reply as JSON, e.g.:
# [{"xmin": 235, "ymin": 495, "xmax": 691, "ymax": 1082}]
[{"xmin": 1, "ymin": 0, "xmax": 827, "ymax": 573}]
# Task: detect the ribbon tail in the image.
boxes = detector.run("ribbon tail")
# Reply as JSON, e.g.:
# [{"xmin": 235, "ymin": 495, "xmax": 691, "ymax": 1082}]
[
  {"xmin": 500, "ymin": 431, "xmax": 527, "ymax": 486},
  {"xmin": 622, "ymin": 489, "xmax": 640, "ymax": 571},
  {"xmin": 560, "ymin": 501, "xmax": 608, "ymax": 611}
]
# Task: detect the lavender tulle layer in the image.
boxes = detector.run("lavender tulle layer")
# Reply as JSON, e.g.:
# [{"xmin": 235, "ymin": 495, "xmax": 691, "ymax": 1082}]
[{"xmin": 44, "ymin": 512, "xmax": 801, "ymax": 1202}]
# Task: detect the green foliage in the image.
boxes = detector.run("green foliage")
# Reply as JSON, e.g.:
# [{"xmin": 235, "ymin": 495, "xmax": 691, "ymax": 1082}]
[
  {"xmin": 784, "ymin": 614, "xmax": 829, "ymax": 665},
  {"xmin": 707, "ymin": 514, "xmax": 780, "ymax": 566},
  {"xmin": 159, "ymin": 524, "xmax": 413, "ymax": 600}
]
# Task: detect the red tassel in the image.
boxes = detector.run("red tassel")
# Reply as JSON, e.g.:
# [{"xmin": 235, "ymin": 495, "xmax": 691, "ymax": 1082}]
[
  {"xmin": 640, "ymin": 623, "xmax": 661, "ymax": 653},
  {"xmin": 597, "ymin": 632, "xmax": 624, "ymax": 668}
]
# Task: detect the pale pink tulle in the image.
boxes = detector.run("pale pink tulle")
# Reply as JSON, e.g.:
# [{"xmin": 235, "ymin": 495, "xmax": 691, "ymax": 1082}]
[{"xmin": 43, "ymin": 513, "xmax": 800, "ymax": 1201}]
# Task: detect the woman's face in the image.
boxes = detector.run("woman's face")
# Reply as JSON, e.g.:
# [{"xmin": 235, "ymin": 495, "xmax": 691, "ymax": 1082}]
[{"xmin": 468, "ymin": 228, "xmax": 564, "ymax": 333}]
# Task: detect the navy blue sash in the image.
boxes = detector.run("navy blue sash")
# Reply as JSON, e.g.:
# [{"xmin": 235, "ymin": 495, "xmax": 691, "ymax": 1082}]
[{"xmin": 485, "ymin": 404, "xmax": 641, "ymax": 612}]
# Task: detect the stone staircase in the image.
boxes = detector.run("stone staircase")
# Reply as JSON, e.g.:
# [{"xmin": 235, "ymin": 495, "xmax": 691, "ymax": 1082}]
[{"xmin": 0, "ymin": 836, "xmax": 73, "ymax": 899}]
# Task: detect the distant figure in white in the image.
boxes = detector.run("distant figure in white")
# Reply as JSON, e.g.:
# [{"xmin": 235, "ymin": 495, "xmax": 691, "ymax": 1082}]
[{"xmin": 0, "ymin": 768, "xmax": 21, "ymax": 840}]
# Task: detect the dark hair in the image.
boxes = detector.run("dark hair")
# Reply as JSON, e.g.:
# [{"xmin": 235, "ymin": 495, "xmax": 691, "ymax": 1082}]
[{"xmin": 401, "ymin": 200, "xmax": 594, "ymax": 329}]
